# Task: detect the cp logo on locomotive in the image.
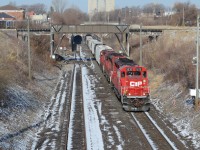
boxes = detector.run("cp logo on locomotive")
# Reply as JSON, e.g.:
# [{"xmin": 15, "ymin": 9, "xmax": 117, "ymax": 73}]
[{"xmin": 130, "ymin": 81, "xmax": 142, "ymax": 87}]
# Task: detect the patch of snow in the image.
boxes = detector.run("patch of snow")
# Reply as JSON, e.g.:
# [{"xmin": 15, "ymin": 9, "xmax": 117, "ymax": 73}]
[
  {"xmin": 0, "ymin": 85, "xmax": 44, "ymax": 149},
  {"xmin": 82, "ymin": 66, "xmax": 104, "ymax": 149},
  {"xmin": 67, "ymin": 65, "xmax": 78, "ymax": 149},
  {"xmin": 31, "ymin": 71, "xmax": 69, "ymax": 149},
  {"xmin": 151, "ymin": 83, "xmax": 200, "ymax": 149},
  {"xmin": 80, "ymin": 46, "xmax": 95, "ymax": 69},
  {"xmin": 81, "ymin": 46, "xmax": 123, "ymax": 149},
  {"xmin": 113, "ymin": 125, "xmax": 124, "ymax": 150}
]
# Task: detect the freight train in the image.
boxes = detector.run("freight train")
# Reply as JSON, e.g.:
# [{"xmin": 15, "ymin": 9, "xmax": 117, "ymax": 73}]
[{"xmin": 86, "ymin": 35, "xmax": 150, "ymax": 111}]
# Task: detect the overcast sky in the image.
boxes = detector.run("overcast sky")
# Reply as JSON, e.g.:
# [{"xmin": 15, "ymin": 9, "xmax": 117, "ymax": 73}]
[{"xmin": 1, "ymin": 0, "xmax": 200, "ymax": 12}]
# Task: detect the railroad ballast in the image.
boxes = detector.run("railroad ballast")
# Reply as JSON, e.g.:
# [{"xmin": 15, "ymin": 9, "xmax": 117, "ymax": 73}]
[{"xmin": 86, "ymin": 35, "xmax": 150, "ymax": 112}]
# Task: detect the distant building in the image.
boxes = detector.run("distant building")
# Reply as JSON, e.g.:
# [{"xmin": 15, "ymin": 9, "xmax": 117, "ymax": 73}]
[
  {"xmin": 0, "ymin": 5, "xmax": 25, "ymax": 21},
  {"xmin": 163, "ymin": 10, "xmax": 176, "ymax": 16},
  {"xmin": 88, "ymin": 0, "xmax": 115, "ymax": 15},
  {"xmin": 104, "ymin": 0, "xmax": 115, "ymax": 12},
  {"xmin": 0, "ymin": 5, "xmax": 25, "ymax": 28},
  {"xmin": 30, "ymin": 14, "xmax": 48, "ymax": 24},
  {"xmin": 88, "ymin": 0, "xmax": 97, "ymax": 16},
  {"xmin": 0, "ymin": 12, "xmax": 15, "ymax": 21},
  {"xmin": 26, "ymin": 11, "xmax": 47, "ymax": 24}
]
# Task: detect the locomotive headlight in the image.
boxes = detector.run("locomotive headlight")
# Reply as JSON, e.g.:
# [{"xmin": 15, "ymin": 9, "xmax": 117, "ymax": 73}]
[
  {"xmin": 128, "ymin": 93, "xmax": 131, "ymax": 96},
  {"xmin": 143, "ymin": 79, "xmax": 146, "ymax": 83}
]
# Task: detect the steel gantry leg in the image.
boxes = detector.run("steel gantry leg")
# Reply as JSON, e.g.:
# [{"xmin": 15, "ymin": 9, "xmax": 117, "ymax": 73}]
[{"xmin": 195, "ymin": 15, "xmax": 200, "ymax": 110}]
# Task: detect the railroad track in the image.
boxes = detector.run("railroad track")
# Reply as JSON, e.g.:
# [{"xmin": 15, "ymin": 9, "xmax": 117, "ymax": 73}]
[
  {"xmin": 67, "ymin": 64, "xmax": 86, "ymax": 149},
  {"xmin": 32, "ymin": 51, "xmax": 87, "ymax": 149},
  {"xmin": 59, "ymin": 50, "xmax": 86, "ymax": 149},
  {"xmin": 131, "ymin": 111, "xmax": 186, "ymax": 150},
  {"xmin": 33, "ymin": 68, "xmax": 75, "ymax": 149}
]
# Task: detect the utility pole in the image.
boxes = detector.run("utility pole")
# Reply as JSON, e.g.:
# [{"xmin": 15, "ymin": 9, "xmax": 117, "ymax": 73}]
[
  {"xmin": 17, "ymin": 41, "xmax": 19, "ymax": 61},
  {"xmin": 104, "ymin": 0, "xmax": 106, "ymax": 23},
  {"xmin": 27, "ymin": 17, "xmax": 31, "ymax": 80},
  {"xmin": 126, "ymin": 33, "xmax": 130, "ymax": 57},
  {"xmin": 49, "ymin": 18, "xmax": 54, "ymax": 58},
  {"xmin": 50, "ymin": 26, "xmax": 54, "ymax": 57},
  {"xmin": 140, "ymin": 24, "xmax": 143, "ymax": 66},
  {"xmin": 195, "ymin": 15, "xmax": 200, "ymax": 110},
  {"xmin": 182, "ymin": 7, "xmax": 185, "ymax": 26}
]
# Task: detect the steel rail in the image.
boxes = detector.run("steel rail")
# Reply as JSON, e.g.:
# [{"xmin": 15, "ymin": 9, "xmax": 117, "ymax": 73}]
[
  {"xmin": 131, "ymin": 112, "xmax": 178, "ymax": 150},
  {"xmin": 144, "ymin": 112, "xmax": 178, "ymax": 150}
]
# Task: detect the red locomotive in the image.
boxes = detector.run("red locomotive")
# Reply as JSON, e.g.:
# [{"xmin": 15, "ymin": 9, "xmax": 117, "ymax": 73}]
[{"xmin": 86, "ymin": 36, "xmax": 150, "ymax": 111}]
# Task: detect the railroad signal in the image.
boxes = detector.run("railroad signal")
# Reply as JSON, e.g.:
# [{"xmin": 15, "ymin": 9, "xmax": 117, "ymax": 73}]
[
  {"xmin": 72, "ymin": 43, "xmax": 77, "ymax": 52},
  {"xmin": 192, "ymin": 57, "xmax": 197, "ymax": 64}
]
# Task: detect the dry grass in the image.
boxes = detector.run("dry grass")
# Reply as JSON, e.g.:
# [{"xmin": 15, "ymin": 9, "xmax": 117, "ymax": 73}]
[
  {"xmin": 130, "ymin": 30, "xmax": 196, "ymax": 89},
  {"xmin": 0, "ymin": 30, "xmax": 60, "ymax": 99},
  {"xmin": 148, "ymin": 70, "xmax": 164, "ymax": 96}
]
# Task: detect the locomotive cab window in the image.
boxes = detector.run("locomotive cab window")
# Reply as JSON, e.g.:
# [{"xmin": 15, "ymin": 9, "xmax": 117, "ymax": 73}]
[
  {"xmin": 127, "ymin": 71, "xmax": 141, "ymax": 77},
  {"xmin": 127, "ymin": 71, "xmax": 133, "ymax": 76},
  {"xmin": 143, "ymin": 71, "xmax": 147, "ymax": 78},
  {"xmin": 134, "ymin": 71, "xmax": 141, "ymax": 76},
  {"xmin": 121, "ymin": 72, "xmax": 125, "ymax": 77}
]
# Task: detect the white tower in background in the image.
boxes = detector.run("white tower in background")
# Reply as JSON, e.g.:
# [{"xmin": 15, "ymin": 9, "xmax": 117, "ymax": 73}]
[
  {"xmin": 105, "ymin": 0, "xmax": 115, "ymax": 12},
  {"xmin": 88, "ymin": 0, "xmax": 115, "ymax": 15},
  {"xmin": 88, "ymin": 0, "xmax": 97, "ymax": 16}
]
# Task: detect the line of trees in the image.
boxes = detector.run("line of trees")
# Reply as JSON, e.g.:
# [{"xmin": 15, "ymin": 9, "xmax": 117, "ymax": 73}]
[
  {"xmin": 7, "ymin": 1, "xmax": 200, "ymax": 26},
  {"xmin": 91, "ymin": 2, "xmax": 198, "ymax": 26}
]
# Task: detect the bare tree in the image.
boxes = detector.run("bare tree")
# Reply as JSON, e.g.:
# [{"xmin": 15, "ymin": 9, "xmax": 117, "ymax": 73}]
[
  {"xmin": 20, "ymin": 4, "xmax": 47, "ymax": 14},
  {"xmin": 52, "ymin": 0, "xmax": 68, "ymax": 14},
  {"xmin": 143, "ymin": 3, "xmax": 165, "ymax": 15},
  {"xmin": 51, "ymin": 7, "xmax": 88, "ymax": 25},
  {"xmin": 29, "ymin": 4, "xmax": 47, "ymax": 14},
  {"xmin": 109, "ymin": 9, "xmax": 121, "ymax": 22},
  {"xmin": 51, "ymin": 12, "xmax": 65, "ymax": 24},
  {"xmin": 63, "ymin": 7, "xmax": 88, "ymax": 25},
  {"xmin": 172, "ymin": 2, "xmax": 197, "ymax": 26}
]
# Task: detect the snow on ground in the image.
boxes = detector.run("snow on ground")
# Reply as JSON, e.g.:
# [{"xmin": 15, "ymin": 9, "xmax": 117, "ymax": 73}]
[
  {"xmin": 82, "ymin": 66, "xmax": 104, "ymax": 149},
  {"xmin": 0, "ymin": 85, "xmax": 44, "ymax": 149},
  {"xmin": 31, "ymin": 71, "xmax": 69, "ymax": 149},
  {"xmin": 81, "ymin": 45, "xmax": 125, "ymax": 149},
  {"xmin": 82, "ymin": 65, "xmax": 125, "ymax": 149},
  {"xmin": 79, "ymin": 46, "xmax": 95, "ymax": 69},
  {"xmin": 113, "ymin": 125, "xmax": 124, "ymax": 150},
  {"xmin": 151, "ymin": 83, "xmax": 200, "ymax": 149},
  {"xmin": 67, "ymin": 65, "xmax": 78, "ymax": 149}
]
